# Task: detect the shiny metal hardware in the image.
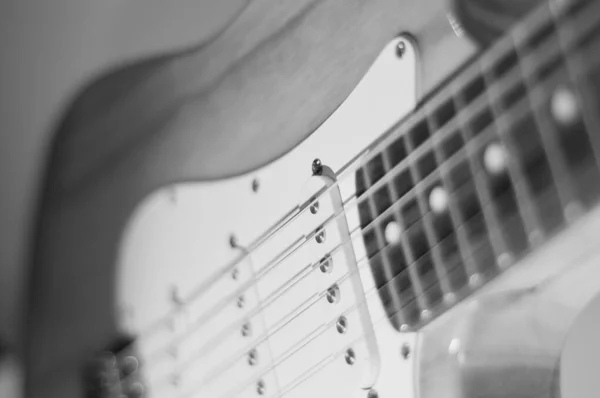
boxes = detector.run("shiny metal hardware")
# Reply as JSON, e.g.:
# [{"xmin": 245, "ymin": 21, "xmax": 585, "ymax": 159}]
[
  {"xmin": 312, "ymin": 158, "xmax": 323, "ymax": 175},
  {"xmin": 326, "ymin": 284, "xmax": 340, "ymax": 304},
  {"xmin": 315, "ymin": 228, "xmax": 326, "ymax": 244},
  {"xmin": 247, "ymin": 349, "xmax": 258, "ymax": 366},
  {"xmin": 396, "ymin": 40, "xmax": 406, "ymax": 58},
  {"xmin": 256, "ymin": 379, "xmax": 266, "ymax": 395},
  {"xmin": 313, "ymin": 162, "xmax": 381, "ymax": 388},
  {"xmin": 336, "ymin": 316, "xmax": 348, "ymax": 334},
  {"xmin": 241, "ymin": 322, "xmax": 251, "ymax": 337},
  {"xmin": 309, "ymin": 200, "xmax": 320, "ymax": 214},
  {"xmin": 319, "ymin": 254, "xmax": 333, "ymax": 274},
  {"xmin": 345, "ymin": 348, "xmax": 356, "ymax": 365}
]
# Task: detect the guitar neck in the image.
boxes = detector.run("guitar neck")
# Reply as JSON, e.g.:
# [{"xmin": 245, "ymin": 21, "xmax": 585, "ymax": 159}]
[{"xmin": 356, "ymin": 0, "xmax": 600, "ymax": 331}]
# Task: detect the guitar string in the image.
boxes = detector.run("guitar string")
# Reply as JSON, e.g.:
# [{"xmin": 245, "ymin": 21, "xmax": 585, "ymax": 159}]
[
  {"xmin": 131, "ymin": 1, "xmax": 553, "ymax": 340},
  {"xmin": 129, "ymin": 33, "xmax": 570, "ymax": 367},
  {"xmin": 135, "ymin": 79, "xmax": 576, "ymax": 394},
  {"xmin": 142, "ymin": 28, "xmax": 600, "ymax": 386},
  {"xmin": 180, "ymin": 169, "xmax": 590, "ymax": 398},
  {"xmin": 233, "ymin": 218, "xmax": 600, "ymax": 398},
  {"xmin": 132, "ymin": 41, "xmax": 555, "ymax": 358},
  {"xmin": 140, "ymin": 0, "xmax": 582, "ymax": 348},
  {"xmin": 130, "ymin": 81, "xmax": 530, "ymax": 370},
  {"xmin": 148, "ymin": 0, "xmax": 594, "ymax": 350},
  {"xmin": 123, "ymin": 29, "xmax": 600, "ymax": 398},
  {"xmin": 140, "ymin": 86, "xmax": 524, "ymax": 371},
  {"xmin": 118, "ymin": 0, "xmax": 592, "ymax": 374},
  {"xmin": 116, "ymin": 0, "xmax": 596, "ymax": 394},
  {"xmin": 190, "ymin": 177, "xmax": 600, "ymax": 398},
  {"xmin": 176, "ymin": 228, "xmax": 491, "ymax": 398}
]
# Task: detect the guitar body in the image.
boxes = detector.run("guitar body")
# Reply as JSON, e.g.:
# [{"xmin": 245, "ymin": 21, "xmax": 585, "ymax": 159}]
[{"xmin": 12, "ymin": 0, "xmax": 600, "ymax": 397}]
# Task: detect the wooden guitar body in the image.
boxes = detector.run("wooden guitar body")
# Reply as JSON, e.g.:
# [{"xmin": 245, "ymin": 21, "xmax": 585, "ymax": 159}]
[{"xmin": 4, "ymin": 0, "xmax": 600, "ymax": 397}]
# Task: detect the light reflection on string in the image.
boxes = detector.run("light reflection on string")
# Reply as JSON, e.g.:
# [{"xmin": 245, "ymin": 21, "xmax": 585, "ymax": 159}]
[
  {"xmin": 131, "ymin": 6, "xmax": 544, "ymax": 341},
  {"xmin": 121, "ymin": 1, "xmax": 600, "ymax": 394},
  {"xmin": 134, "ymin": 62, "xmax": 560, "ymax": 375},
  {"xmin": 140, "ymin": 160, "xmax": 564, "ymax": 397}
]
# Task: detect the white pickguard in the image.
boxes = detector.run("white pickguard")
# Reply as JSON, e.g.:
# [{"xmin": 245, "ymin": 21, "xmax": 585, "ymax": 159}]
[{"xmin": 117, "ymin": 38, "xmax": 419, "ymax": 398}]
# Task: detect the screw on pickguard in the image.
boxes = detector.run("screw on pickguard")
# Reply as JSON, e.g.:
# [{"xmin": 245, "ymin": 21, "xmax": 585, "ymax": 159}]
[
  {"xmin": 311, "ymin": 158, "xmax": 323, "ymax": 176},
  {"xmin": 84, "ymin": 336, "xmax": 144, "ymax": 398}
]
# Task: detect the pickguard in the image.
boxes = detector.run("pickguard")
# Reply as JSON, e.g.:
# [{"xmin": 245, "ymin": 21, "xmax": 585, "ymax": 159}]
[{"xmin": 117, "ymin": 38, "xmax": 418, "ymax": 398}]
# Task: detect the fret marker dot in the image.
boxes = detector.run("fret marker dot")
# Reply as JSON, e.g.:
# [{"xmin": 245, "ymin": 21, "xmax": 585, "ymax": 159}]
[
  {"xmin": 384, "ymin": 221, "xmax": 402, "ymax": 244},
  {"xmin": 429, "ymin": 186, "xmax": 448, "ymax": 214},
  {"xmin": 483, "ymin": 143, "xmax": 507, "ymax": 176},
  {"xmin": 551, "ymin": 86, "xmax": 579, "ymax": 126}
]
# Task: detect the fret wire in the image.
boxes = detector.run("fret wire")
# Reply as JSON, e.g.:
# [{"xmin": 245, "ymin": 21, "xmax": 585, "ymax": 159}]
[
  {"xmin": 377, "ymin": 150, "xmax": 411, "ymax": 326},
  {"xmin": 430, "ymin": 130, "xmax": 482, "ymax": 289},
  {"xmin": 134, "ymin": 58, "xmax": 571, "ymax": 375},
  {"xmin": 151, "ymin": 1, "xmax": 600, "ymax": 394},
  {"xmin": 205, "ymin": 174, "xmax": 565, "ymax": 398},
  {"xmin": 149, "ymin": 94, "xmax": 558, "ymax": 391},
  {"xmin": 450, "ymin": 76, "xmax": 510, "ymax": 269},
  {"xmin": 213, "ymin": 216, "xmax": 496, "ymax": 398},
  {"xmin": 510, "ymin": 22, "xmax": 580, "ymax": 217},
  {"xmin": 404, "ymin": 112, "xmax": 453, "ymax": 306},
  {"xmin": 133, "ymin": 62, "xmax": 566, "ymax": 371},
  {"xmin": 273, "ymin": 192, "xmax": 600, "ymax": 398},
  {"xmin": 127, "ymin": 92, "xmax": 580, "ymax": 392},
  {"xmin": 132, "ymin": 0, "xmax": 591, "ymax": 351},
  {"xmin": 480, "ymin": 45, "xmax": 543, "ymax": 243},
  {"xmin": 379, "ymin": 145, "xmax": 430, "ymax": 318},
  {"xmin": 423, "ymin": 99, "xmax": 478, "ymax": 297},
  {"xmin": 140, "ymin": 49, "xmax": 538, "ymax": 345},
  {"xmin": 164, "ymin": 55, "xmax": 523, "ymax": 357},
  {"xmin": 248, "ymin": 250, "xmax": 282, "ymax": 397},
  {"xmin": 361, "ymin": 165, "xmax": 406, "ymax": 326},
  {"xmin": 553, "ymin": 0, "xmax": 600, "ymax": 177}
]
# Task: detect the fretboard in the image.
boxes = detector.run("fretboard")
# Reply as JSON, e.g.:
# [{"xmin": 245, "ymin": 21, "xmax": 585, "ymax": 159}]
[{"xmin": 356, "ymin": 0, "xmax": 600, "ymax": 331}]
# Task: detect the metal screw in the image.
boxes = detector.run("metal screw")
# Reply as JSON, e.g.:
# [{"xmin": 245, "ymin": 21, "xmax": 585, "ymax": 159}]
[
  {"xmin": 396, "ymin": 40, "xmax": 406, "ymax": 58},
  {"xmin": 237, "ymin": 296, "xmax": 245, "ymax": 309},
  {"xmin": 229, "ymin": 234, "xmax": 238, "ymax": 248},
  {"xmin": 319, "ymin": 254, "xmax": 333, "ymax": 273},
  {"xmin": 309, "ymin": 200, "xmax": 320, "ymax": 214},
  {"xmin": 312, "ymin": 158, "xmax": 323, "ymax": 175},
  {"xmin": 326, "ymin": 284, "xmax": 340, "ymax": 304},
  {"xmin": 336, "ymin": 316, "xmax": 348, "ymax": 334},
  {"xmin": 401, "ymin": 343, "xmax": 410, "ymax": 359},
  {"xmin": 345, "ymin": 348, "xmax": 356, "ymax": 365},
  {"xmin": 315, "ymin": 228, "xmax": 326, "ymax": 244},
  {"xmin": 242, "ymin": 322, "xmax": 252, "ymax": 337},
  {"xmin": 248, "ymin": 349, "xmax": 258, "ymax": 366},
  {"xmin": 252, "ymin": 178, "xmax": 260, "ymax": 193},
  {"xmin": 257, "ymin": 379, "xmax": 266, "ymax": 395},
  {"xmin": 367, "ymin": 389, "xmax": 379, "ymax": 398}
]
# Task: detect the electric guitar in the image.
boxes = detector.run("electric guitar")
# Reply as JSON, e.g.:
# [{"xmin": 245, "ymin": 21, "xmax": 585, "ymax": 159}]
[{"xmin": 12, "ymin": 0, "xmax": 600, "ymax": 397}]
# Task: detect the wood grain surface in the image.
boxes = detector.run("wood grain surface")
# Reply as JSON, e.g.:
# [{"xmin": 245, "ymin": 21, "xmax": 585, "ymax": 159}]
[{"xmin": 18, "ymin": 0, "xmax": 476, "ymax": 396}]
